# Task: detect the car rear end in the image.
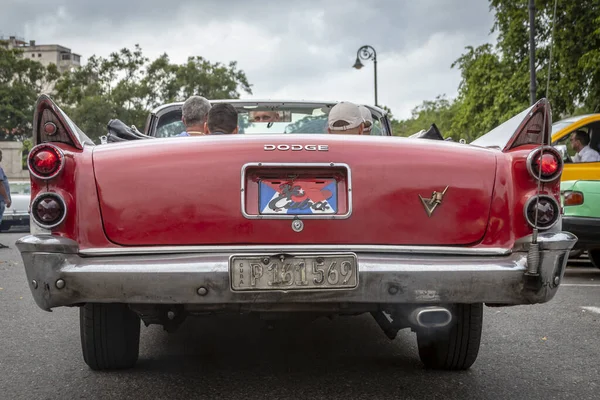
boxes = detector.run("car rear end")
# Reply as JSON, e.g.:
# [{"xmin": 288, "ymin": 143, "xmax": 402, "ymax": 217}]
[{"xmin": 17, "ymin": 96, "xmax": 577, "ymax": 371}]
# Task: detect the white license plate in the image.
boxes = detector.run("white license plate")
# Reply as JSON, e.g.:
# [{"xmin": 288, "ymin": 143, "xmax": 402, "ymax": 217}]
[{"xmin": 230, "ymin": 254, "xmax": 358, "ymax": 291}]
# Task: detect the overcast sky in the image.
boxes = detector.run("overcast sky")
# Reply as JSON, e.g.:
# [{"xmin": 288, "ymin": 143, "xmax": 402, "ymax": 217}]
[{"xmin": 2, "ymin": 0, "xmax": 496, "ymax": 119}]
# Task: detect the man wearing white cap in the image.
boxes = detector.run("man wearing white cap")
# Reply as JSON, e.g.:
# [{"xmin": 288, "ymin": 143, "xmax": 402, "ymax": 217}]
[
  {"xmin": 358, "ymin": 105, "xmax": 373, "ymax": 135},
  {"xmin": 327, "ymin": 101, "xmax": 365, "ymax": 135}
]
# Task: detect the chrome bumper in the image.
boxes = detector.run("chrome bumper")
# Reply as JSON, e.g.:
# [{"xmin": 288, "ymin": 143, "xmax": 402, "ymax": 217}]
[
  {"xmin": 16, "ymin": 233, "xmax": 577, "ymax": 312},
  {"xmin": 2, "ymin": 212, "xmax": 29, "ymax": 221}
]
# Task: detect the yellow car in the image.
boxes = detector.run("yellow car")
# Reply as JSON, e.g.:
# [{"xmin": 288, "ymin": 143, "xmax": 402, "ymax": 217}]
[{"xmin": 551, "ymin": 114, "xmax": 600, "ymax": 181}]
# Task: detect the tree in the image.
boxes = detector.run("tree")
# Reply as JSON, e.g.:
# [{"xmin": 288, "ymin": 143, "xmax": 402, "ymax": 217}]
[
  {"xmin": 0, "ymin": 47, "xmax": 60, "ymax": 141},
  {"xmin": 54, "ymin": 45, "xmax": 253, "ymax": 142},
  {"xmin": 451, "ymin": 0, "xmax": 600, "ymax": 140},
  {"xmin": 388, "ymin": 0, "xmax": 600, "ymax": 142},
  {"xmin": 392, "ymin": 95, "xmax": 461, "ymax": 139}
]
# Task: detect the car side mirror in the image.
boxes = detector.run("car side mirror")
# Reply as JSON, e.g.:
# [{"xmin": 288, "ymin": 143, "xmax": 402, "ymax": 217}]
[{"xmin": 553, "ymin": 144, "xmax": 568, "ymax": 160}]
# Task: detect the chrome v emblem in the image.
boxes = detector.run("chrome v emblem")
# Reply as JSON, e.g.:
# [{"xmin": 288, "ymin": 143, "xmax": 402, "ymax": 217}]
[{"xmin": 419, "ymin": 186, "xmax": 449, "ymax": 217}]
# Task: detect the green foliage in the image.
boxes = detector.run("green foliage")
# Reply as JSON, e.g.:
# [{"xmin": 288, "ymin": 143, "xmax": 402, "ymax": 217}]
[
  {"xmin": 21, "ymin": 138, "xmax": 32, "ymax": 169},
  {"xmin": 392, "ymin": 95, "xmax": 461, "ymax": 139},
  {"xmin": 0, "ymin": 47, "xmax": 60, "ymax": 141},
  {"xmin": 390, "ymin": 0, "xmax": 600, "ymax": 142},
  {"xmin": 54, "ymin": 45, "xmax": 253, "ymax": 142}
]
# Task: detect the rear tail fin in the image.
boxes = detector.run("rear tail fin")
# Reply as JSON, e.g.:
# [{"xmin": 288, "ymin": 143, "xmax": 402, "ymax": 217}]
[
  {"xmin": 32, "ymin": 94, "xmax": 94, "ymax": 149},
  {"xmin": 470, "ymin": 98, "xmax": 552, "ymax": 151}
]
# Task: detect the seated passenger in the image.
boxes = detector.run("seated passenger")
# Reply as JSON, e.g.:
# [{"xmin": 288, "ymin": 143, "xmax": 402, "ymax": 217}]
[
  {"xmin": 359, "ymin": 105, "xmax": 373, "ymax": 135},
  {"xmin": 571, "ymin": 130, "xmax": 600, "ymax": 162},
  {"xmin": 205, "ymin": 103, "xmax": 239, "ymax": 135},
  {"xmin": 178, "ymin": 96, "xmax": 211, "ymax": 136},
  {"xmin": 251, "ymin": 111, "xmax": 280, "ymax": 123},
  {"xmin": 327, "ymin": 102, "xmax": 365, "ymax": 135}
]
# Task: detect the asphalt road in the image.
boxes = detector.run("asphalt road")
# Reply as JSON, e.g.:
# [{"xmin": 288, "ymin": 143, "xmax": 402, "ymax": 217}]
[{"xmin": 1, "ymin": 228, "xmax": 599, "ymax": 400}]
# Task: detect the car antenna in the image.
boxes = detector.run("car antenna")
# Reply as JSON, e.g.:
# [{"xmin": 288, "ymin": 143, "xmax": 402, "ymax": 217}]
[{"xmin": 526, "ymin": 0, "xmax": 558, "ymax": 277}]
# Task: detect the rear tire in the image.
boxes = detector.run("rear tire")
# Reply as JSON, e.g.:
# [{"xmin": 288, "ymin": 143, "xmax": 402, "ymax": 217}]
[
  {"xmin": 0, "ymin": 221, "xmax": 10, "ymax": 232},
  {"xmin": 416, "ymin": 303, "xmax": 483, "ymax": 370},
  {"xmin": 589, "ymin": 250, "xmax": 600, "ymax": 269},
  {"xmin": 80, "ymin": 303, "xmax": 141, "ymax": 370}
]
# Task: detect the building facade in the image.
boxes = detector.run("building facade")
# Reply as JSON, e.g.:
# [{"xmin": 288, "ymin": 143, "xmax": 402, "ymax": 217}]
[
  {"xmin": 1, "ymin": 36, "xmax": 81, "ymax": 73},
  {"xmin": 0, "ymin": 142, "xmax": 28, "ymax": 181}
]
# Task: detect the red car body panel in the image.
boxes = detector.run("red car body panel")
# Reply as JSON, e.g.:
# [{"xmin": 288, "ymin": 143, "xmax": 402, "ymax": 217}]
[
  {"xmin": 26, "ymin": 96, "xmax": 562, "ymax": 254},
  {"xmin": 90, "ymin": 135, "xmax": 497, "ymax": 246}
]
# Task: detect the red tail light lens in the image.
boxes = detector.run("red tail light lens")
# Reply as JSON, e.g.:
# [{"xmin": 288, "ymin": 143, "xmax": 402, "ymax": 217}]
[
  {"xmin": 563, "ymin": 191, "xmax": 584, "ymax": 206},
  {"xmin": 524, "ymin": 195, "xmax": 560, "ymax": 230},
  {"xmin": 28, "ymin": 144, "xmax": 64, "ymax": 179},
  {"xmin": 527, "ymin": 146, "xmax": 562, "ymax": 182},
  {"xmin": 536, "ymin": 153, "xmax": 558, "ymax": 175},
  {"xmin": 31, "ymin": 193, "xmax": 67, "ymax": 229}
]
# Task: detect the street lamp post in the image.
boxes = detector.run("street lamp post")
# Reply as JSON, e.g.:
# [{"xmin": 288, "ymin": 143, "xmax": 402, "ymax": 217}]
[{"xmin": 353, "ymin": 45, "xmax": 378, "ymax": 106}]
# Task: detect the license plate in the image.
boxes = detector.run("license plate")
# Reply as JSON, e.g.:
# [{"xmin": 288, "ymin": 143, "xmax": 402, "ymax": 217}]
[
  {"xmin": 258, "ymin": 178, "xmax": 337, "ymax": 215},
  {"xmin": 230, "ymin": 254, "xmax": 358, "ymax": 291}
]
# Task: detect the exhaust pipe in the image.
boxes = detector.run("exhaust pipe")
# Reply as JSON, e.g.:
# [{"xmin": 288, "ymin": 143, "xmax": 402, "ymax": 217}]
[{"xmin": 410, "ymin": 306, "xmax": 452, "ymax": 328}]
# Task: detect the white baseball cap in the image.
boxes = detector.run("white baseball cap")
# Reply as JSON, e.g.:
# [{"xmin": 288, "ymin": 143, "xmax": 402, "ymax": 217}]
[
  {"xmin": 358, "ymin": 105, "xmax": 373, "ymax": 130},
  {"xmin": 328, "ymin": 102, "xmax": 365, "ymax": 131}
]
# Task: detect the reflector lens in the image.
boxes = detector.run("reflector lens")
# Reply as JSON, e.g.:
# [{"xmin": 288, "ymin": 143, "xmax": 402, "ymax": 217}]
[
  {"xmin": 43, "ymin": 122, "xmax": 57, "ymax": 135},
  {"xmin": 28, "ymin": 145, "xmax": 63, "ymax": 179},
  {"xmin": 563, "ymin": 191, "xmax": 584, "ymax": 206},
  {"xmin": 536, "ymin": 153, "xmax": 559, "ymax": 176},
  {"xmin": 525, "ymin": 196, "xmax": 559, "ymax": 229},
  {"xmin": 31, "ymin": 193, "xmax": 66, "ymax": 228},
  {"xmin": 32, "ymin": 151, "xmax": 58, "ymax": 174},
  {"xmin": 35, "ymin": 198, "xmax": 63, "ymax": 223}
]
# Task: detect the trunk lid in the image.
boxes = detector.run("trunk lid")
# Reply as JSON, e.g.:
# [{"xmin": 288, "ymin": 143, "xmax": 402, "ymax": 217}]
[{"xmin": 92, "ymin": 135, "xmax": 497, "ymax": 246}]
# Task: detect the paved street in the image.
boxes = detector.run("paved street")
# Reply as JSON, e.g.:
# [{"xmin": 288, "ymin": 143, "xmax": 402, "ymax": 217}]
[{"xmin": 1, "ymin": 228, "xmax": 599, "ymax": 400}]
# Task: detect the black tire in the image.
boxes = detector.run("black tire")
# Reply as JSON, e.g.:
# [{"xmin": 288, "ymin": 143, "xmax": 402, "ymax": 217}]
[
  {"xmin": 0, "ymin": 221, "xmax": 11, "ymax": 232},
  {"xmin": 80, "ymin": 303, "xmax": 141, "ymax": 370},
  {"xmin": 416, "ymin": 303, "xmax": 483, "ymax": 370},
  {"xmin": 589, "ymin": 250, "xmax": 600, "ymax": 269}
]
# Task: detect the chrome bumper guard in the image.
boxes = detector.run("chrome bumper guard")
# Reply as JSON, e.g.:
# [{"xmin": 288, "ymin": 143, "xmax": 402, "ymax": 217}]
[{"xmin": 16, "ymin": 232, "xmax": 577, "ymax": 312}]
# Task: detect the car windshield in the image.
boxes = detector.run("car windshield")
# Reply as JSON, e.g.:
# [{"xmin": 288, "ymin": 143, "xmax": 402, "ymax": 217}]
[
  {"xmin": 10, "ymin": 182, "xmax": 31, "ymax": 195},
  {"xmin": 551, "ymin": 115, "xmax": 592, "ymax": 134},
  {"xmin": 154, "ymin": 102, "xmax": 387, "ymax": 137}
]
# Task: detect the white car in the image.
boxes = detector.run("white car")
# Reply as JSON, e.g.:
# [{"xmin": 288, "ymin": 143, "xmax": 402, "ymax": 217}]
[{"xmin": 0, "ymin": 181, "xmax": 30, "ymax": 232}]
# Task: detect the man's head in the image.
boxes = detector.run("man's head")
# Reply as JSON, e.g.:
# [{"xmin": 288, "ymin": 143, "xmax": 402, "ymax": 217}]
[
  {"xmin": 182, "ymin": 96, "xmax": 212, "ymax": 133},
  {"xmin": 327, "ymin": 102, "xmax": 365, "ymax": 135},
  {"xmin": 570, "ymin": 130, "xmax": 590, "ymax": 152},
  {"xmin": 358, "ymin": 105, "xmax": 373, "ymax": 134},
  {"xmin": 205, "ymin": 103, "xmax": 239, "ymax": 135},
  {"xmin": 251, "ymin": 111, "xmax": 280, "ymax": 123}
]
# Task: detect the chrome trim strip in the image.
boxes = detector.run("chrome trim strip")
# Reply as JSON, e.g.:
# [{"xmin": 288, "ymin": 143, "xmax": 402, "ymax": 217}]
[
  {"xmin": 240, "ymin": 162, "xmax": 353, "ymax": 220},
  {"xmin": 27, "ymin": 144, "xmax": 65, "ymax": 180},
  {"xmin": 78, "ymin": 244, "xmax": 511, "ymax": 256}
]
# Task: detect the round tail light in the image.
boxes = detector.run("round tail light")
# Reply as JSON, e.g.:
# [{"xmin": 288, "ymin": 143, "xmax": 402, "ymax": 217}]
[
  {"xmin": 28, "ymin": 144, "xmax": 64, "ymax": 180},
  {"xmin": 524, "ymin": 195, "xmax": 560, "ymax": 230},
  {"xmin": 527, "ymin": 146, "xmax": 563, "ymax": 182},
  {"xmin": 31, "ymin": 193, "xmax": 67, "ymax": 229}
]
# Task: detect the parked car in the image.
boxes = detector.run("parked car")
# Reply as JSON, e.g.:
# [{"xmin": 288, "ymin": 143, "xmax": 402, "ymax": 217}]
[
  {"xmin": 0, "ymin": 181, "xmax": 30, "ymax": 232},
  {"xmin": 551, "ymin": 114, "xmax": 600, "ymax": 181},
  {"xmin": 561, "ymin": 180, "xmax": 600, "ymax": 268},
  {"xmin": 145, "ymin": 100, "xmax": 391, "ymax": 137},
  {"xmin": 17, "ymin": 95, "xmax": 576, "ymax": 372}
]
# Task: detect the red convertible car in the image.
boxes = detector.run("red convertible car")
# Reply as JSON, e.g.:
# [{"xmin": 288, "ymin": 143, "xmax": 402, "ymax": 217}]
[{"xmin": 18, "ymin": 95, "xmax": 576, "ymax": 371}]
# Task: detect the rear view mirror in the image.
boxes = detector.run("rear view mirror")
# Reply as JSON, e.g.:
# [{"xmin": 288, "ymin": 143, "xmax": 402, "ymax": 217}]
[
  {"xmin": 249, "ymin": 110, "xmax": 292, "ymax": 123},
  {"xmin": 553, "ymin": 144, "xmax": 568, "ymax": 160}
]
